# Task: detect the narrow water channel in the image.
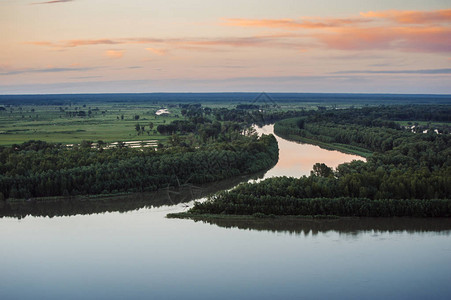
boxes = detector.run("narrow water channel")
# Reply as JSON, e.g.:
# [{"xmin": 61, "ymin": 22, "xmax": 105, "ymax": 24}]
[
  {"xmin": 254, "ymin": 124, "xmax": 363, "ymax": 179},
  {"xmin": 1, "ymin": 126, "xmax": 450, "ymax": 300}
]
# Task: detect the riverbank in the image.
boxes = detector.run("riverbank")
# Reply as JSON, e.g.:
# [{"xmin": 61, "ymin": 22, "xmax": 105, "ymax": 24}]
[
  {"xmin": 167, "ymin": 212, "xmax": 341, "ymax": 220},
  {"xmin": 273, "ymin": 119, "xmax": 372, "ymax": 158},
  {"xmin": 0, "ymin": 171, "xmax": 268, "ymax": 218},
  {"xmin": 170, "ymin": 195, "xmax": 451, "ymax": 218}
]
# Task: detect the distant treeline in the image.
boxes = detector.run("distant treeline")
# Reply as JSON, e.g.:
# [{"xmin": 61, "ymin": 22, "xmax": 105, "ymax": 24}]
[
  {"xmin": 183, "ymin": 105, "xmax": 451, "ymax": 218},
  {"xmin": 304, "ymin": 105, "xmax": 451, "ymax": 123},
  {"xmin": 1, "ymin": 93, "xmax": 450, "ymax": 105},
  {"xmin": 0, "ymin": 134, "xmax": 278, "ymax": 200},
  {"xmin": 155, "ymin": 105, "xmax": 305, "ymax": 141}
]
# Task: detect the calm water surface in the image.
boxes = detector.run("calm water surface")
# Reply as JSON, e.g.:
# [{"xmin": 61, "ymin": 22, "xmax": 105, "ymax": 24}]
[
  {"xmin": 1, "ymin": 125, "xmax": 450, "ymax": 300},
  {"xmin": 254, "ymin": 124, "xmax": 363, "ymax": 179}
]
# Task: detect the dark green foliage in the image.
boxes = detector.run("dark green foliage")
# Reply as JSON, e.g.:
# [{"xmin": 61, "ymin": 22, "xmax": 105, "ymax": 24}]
[
  {"xmin": 186, "ymin": 105, "xmax": 451, "ymax": 218},
  {"xmin": 296, "ymin": 119, "xmax": 304, "ymax": 129},
  {"xmin": 0, "ymin": 134, "xmax": 278, "ymax": 199},
  {"xmin": 312, "ymin": 163, "xmax": 333, "ymax": 177},
  {"xmin": 236, "ymin": 104, "xmax": 260, "ymax": 110},
  {"xmin": 192, "ymin": 193, "xmax": 451, "ymax": 217}
]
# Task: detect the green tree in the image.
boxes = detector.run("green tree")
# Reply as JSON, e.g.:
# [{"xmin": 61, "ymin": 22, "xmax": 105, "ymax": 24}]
[{"xmin": 312, "ymin": 163, "xmax": 333, "ymax": 177}]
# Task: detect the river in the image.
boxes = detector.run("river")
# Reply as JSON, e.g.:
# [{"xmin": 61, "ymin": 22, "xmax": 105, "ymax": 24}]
[{"xmin": 1, "ymin": 125, "xmax": 450, "ymax": 299}]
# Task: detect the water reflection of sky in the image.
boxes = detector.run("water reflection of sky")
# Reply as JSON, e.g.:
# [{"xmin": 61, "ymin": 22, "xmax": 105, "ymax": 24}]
[
  {"xmin": 1, "ymin": 210, "xmax": 451, "ymax": 300},
  {"xmin": 1, "ymin": 125, "xmax": 451, "ymax": 299},
  {"xmin": 255, "ymin": 124, "xmax": 364, "ymax": 179}
]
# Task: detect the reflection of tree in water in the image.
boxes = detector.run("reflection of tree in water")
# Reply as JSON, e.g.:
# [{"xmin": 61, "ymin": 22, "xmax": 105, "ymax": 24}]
[
  {"xmin": 0, "ymin": 171, "xmax": 266, "ymax": 219},
  {"xmin": 192, "ymin": 217, "xmax": 451, "ymax": 236}
]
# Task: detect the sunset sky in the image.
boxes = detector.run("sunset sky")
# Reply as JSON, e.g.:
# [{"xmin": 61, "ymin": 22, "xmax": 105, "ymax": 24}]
[{"xmin": 1, "ymin": 0, "xmax": 450, "ymax": 94}]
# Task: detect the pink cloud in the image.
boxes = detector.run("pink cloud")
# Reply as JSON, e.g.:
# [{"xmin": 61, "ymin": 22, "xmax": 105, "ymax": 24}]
[
  {"xmin": 31, "ymin": 0, "xmax": 74, "ymax": 5},
  {"xmin": 315, "ymin": 26, "xmax": 451, "ymax": 52},
  {"xmin": 26, "ymin": 9, "xmax": 451, "ymax": 54},
  {"xmin": 221, "ymin": 9, "xmax": 451, "ymax": 53},
  {"xmin": 146, "ymin": 48, "xmax": 168, "ymax": 56},
  {"xmin": 27, "ymin": 39, "xmax": 121, "ymax": 48},
  {"xmin": 222, "ymin": 17, "xmax": 369, "ymax": 29},
  {"xmin": 27, "ymin": 41, "xmax": 55, "ymax": 47},
  {"xmin": 28, "ymin": 34, "xmax": 308, "ymax": 50},
  {"xmin": 105, "ymin": 50, "xmax": 124, "ymax": 59},
  {"xmin": 360, "ymin": 9, "xmax": 451, "ymax": 24}
]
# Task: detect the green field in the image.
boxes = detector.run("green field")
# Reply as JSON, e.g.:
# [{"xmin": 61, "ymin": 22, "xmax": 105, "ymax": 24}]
[
  {"xmin": 0, "ymin": 103, "xmax": 183, "ymax": 146},
  {"xmin": 0, "ymin": 101, "xmax": 338, "ymax": 146},
  {"xmin": 2, "ymin": 92, "xmax": 449, "ymax": 146}
]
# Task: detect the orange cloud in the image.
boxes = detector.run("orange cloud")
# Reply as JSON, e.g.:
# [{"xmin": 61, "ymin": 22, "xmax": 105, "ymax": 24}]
[
  {"xmin": 28, "ymin": 35, "xmax": 307, "ymax": 50},
  {"xmin": 223, "ymin": 17, "xmax": 369, "ymax": 29},
  {"xmin": 27, "ymin": 41, "xmax": 55, "ymax": 47},
  {"xmin": 146, "ymin": 47, "xmax": 168, "ymax": 55},
  {"xmin": 27, "ymin": 39, "xmax": 122, "ymax": 49},
  {"xmin": 361, "ymin": 9, "xmax": 451, "ymax": 24},
  {"xmin": 224, "ymin": 9, "xmax": 451, "ymax": 30},
  {"xmin": 315, "ymin": 26, "xmax": 451, "ymax": 52},
  {"xmin": 396, "ymin": 26, "xmax": 451, "ymax": 52},
  {"xmin": 31, "ymin": 0, "xmax": 73, "ymax": 4},
  {"xmin": 314, "ymin": 27, "xmax": 397, "ymax": 51},
  {"xmin": 105, "ymin": 49, "xmax": 124, "ymax": 58},
  {"xmin": 178, "ymin": 37, "xmax": 292, "ymax": 48},
  {"xmin": 26, "ymin": 9, "xmax": 451, "ymax": 54},
  {"xmin": 27, "ymin": 28, "xmax": 451, "ymax": 54},
  {"xmin": 220, "ymin": 9, "xmax": 451, "ymax": 53}
]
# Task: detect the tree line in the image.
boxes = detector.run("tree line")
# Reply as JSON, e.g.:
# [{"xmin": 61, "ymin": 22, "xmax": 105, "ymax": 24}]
[
  {"xmin": 184, "ymin": 105, "xmax": 451, "ymax": 218},
  {"xmin": 0, "ymin": 133, "xmax": 278, "ymax": 200}
]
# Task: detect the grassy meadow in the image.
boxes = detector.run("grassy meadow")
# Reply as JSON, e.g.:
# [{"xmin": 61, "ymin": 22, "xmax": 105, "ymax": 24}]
[
  {"xmin": 0, "ymin": 98, "xmax": 315, "ymax": 146},
  {"xmin": 0, "ymin": 103, "xmax": 183, "ymax": 146},
  {"xmin": 2, "ymin": 92, "xmax": 449, "ymax": 146}
]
